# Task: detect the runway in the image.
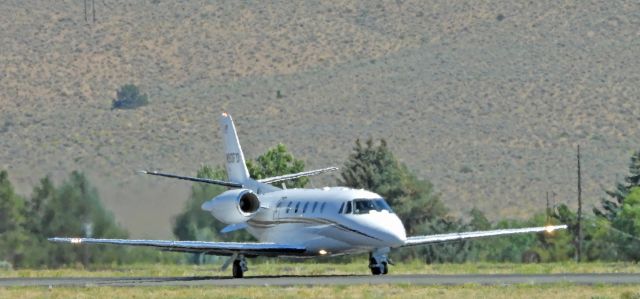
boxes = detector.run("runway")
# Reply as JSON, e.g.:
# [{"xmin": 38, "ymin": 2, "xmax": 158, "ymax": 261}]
[{"xmin": 2, "ymin": 273, "xmax": 640, "ymax": 287}]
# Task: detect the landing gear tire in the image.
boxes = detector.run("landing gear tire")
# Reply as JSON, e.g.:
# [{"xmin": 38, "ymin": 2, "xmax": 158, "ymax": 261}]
[
  {"xmin": 369, "ymin": 257, "xmax": 386, "ymax": 275},
  {"xmin": 232, "ymin": 260, "xmax": 244, "ymax": 278},
  {"xmin": 369, "ymin": 248, "xmax": 391, "ymax": 276},
  {"xmin": 370, "ymin": 265, "xmax": 382, "ymax": 275}
]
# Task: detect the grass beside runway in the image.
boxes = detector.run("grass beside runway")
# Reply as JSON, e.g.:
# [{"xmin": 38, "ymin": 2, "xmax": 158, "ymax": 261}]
[
  {"xmin": 2, "ymin": 284, "xmax": 640, "ymax": 299},
  {"xmin": 1, "ymin": 261, "xmax": 640, "ymax": 278}
]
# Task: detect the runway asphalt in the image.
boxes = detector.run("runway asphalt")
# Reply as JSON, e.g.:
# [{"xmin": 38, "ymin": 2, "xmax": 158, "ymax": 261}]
[{"xmin": 2, "ymin": 273, "xmax": 640, "ymax": 287}]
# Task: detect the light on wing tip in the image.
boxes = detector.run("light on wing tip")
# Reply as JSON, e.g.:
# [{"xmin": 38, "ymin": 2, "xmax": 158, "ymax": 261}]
[
  {"xmin": 70, "ymin": 238, "xmax": 83, "ymax": 244},
  {"xmin": 545, "ymin": 225, "xmax": 560, "ymax": 233},
  {"xmin": 222, "ymin": 112, "xmax": 228, "ymax": 117}
]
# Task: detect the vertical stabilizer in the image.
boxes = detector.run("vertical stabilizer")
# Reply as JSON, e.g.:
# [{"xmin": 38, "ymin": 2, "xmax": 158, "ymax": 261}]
[{"xmin": 220, "ymin": 113, "xmax": 250, "ymax": 183}]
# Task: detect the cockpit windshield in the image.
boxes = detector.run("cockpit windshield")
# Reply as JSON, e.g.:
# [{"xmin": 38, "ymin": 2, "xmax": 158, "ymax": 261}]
[{"xmin": 352, "ymin": 198, "xmax": 394, "ymax": 214}]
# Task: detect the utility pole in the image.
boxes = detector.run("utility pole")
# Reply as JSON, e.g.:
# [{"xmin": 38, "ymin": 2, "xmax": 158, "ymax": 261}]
[
  {"xmin": 546, "ymin": 191, "xmax": 550, "ymax": 223},
  {"xmin": 84, "ymin": 0, "xmax": 96, "ymax": 23},
  {"xmin": 576, "ymin": 145, "xmax": 583, "ymax": 262}
]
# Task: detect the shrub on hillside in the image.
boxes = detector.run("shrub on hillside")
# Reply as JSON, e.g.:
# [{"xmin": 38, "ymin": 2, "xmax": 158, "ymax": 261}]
[{"xmin": 112, "ymin": 84, "xmax": 148, "ymax": 110}]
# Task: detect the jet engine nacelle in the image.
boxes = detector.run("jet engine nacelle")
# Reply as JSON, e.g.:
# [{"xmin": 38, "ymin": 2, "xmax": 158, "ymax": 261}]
[{"xmin": 201, "ymin": 189, "xmax": 261, "ymax": 224}]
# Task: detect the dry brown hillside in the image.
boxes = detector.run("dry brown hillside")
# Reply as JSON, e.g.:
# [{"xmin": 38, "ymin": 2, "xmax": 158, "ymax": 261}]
[{"xmin": 1, "ymin": 1, "xmax": 639, "ymax": 237}]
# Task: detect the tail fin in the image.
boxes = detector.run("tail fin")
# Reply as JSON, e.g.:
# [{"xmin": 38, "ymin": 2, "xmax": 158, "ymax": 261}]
[{"xmin": 220, "ymin": 113, "xmax": 250, "ymax": 183}]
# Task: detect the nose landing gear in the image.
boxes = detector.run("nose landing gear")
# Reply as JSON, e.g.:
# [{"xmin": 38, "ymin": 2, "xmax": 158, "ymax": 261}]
[{"xmin": 369, "ymin": 247, "xmax": 391, "ymax": 275}]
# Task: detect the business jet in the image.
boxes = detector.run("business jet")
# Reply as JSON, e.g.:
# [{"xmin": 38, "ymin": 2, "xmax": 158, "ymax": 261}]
[{"xmin": 50, "ymin": 113, "xmax": 566, "ymax": 278}]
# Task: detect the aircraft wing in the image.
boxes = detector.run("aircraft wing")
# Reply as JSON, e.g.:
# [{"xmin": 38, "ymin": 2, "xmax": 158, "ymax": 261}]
[
  {"xmin": 138, "ymin": 170, "xmax": 243, "ymax": 188},
  {"xmin": 403, "ymin": 225, "xmax": 567, "ymax": 247},
  {"xmin": 48, "ymin": 237, "xmax": 306, "ymax": 257},
  {"xmin": 257, "ymin": 167, "xmax": 339, "ymax": 184}
]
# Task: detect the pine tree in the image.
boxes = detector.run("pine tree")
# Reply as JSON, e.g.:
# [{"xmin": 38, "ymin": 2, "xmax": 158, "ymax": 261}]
[
  {"xmin": 612, "ymin": 187, "xmax": 640, "ymax": 261},
  {"xmin": 41, "ymin": 171, "xmax": 128, "ymax": 266},
  {"xmin": 594, "ymin": 150, "xmax": 640, "ymax": 220},
  {"xmin": 246, "ymin": 143, "xmax": 308, "ymax": 188},
  {"xmin": 0, "ymin": 170, "xmax": 30, "ymax": 267}
]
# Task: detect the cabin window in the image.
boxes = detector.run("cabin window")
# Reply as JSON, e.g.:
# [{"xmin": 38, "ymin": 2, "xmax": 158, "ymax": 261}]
[
  {"xmin": 286, "ymin": 201, "xmax": 293, "ymax": 214},
  {"xmin": 345, "ymin": 201, "xmax": 352, "ymax": 214},
  {"xmin": 302, "ymin": 202, "xmax": 309, "ymax": 213},
  {"xmin": 311, "ymin": 202, "xmax": 318, "ymax": 213},
  {"xmin": 320, "ymin": 202, "xmax": 326, "ymax": 213},
  {"xmin": 276, "ymin": 201, "xmax": 283, "ymax": 208},
  {"xmin": 338, "ymin": 202, "xmax": 345, "ymax": 214},
  {"xmin": 294, "ymin": 202, "xmax": 301, "ymax": 213}
]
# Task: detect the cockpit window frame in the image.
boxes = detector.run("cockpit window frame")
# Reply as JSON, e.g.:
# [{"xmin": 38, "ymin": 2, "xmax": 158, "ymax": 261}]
[
  {"xmin": 352, "ymin": 198, "xmax": 394, "ymax": 214},
  {"xmin": 374, "ymin": 199, "xmax": 394, "ymax": 213},
  {"xmin": 345, "ymin": 200, "xmax": 352, "ymax": 214}
]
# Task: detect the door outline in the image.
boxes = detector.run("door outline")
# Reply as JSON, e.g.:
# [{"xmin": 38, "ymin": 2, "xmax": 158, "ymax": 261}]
[{"xmin": 273, "ymin": 197, "xmax": 287, "ymax": 219}]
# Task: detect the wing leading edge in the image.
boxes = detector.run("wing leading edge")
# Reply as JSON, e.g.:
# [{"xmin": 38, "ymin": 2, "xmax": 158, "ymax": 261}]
[
  {"xmin": 48, "ymin": 237, "xmax": 306, "ymax": 257},
  {"xmin": 403, "ymin": 225, "xmax": 567, "ymax": 247}
]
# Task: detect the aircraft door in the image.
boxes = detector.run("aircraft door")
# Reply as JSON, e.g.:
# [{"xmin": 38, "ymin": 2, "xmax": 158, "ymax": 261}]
[{"xmin": 273, "ymin": 197, "xmax": 286, "ymax": 219}]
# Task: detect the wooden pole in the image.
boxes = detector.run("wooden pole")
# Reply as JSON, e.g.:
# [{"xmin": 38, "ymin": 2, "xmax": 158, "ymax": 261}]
[
  {"xmin": 546, "ymin": 191, "xmax": 550, "ymax": 223},
  {"xmin": 577, "ymin": 145, "xmax": 583, "ymax": 262}
]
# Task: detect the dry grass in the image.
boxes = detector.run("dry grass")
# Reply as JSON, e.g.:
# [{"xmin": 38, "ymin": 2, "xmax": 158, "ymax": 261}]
[
  {"xmin": 1, "ymin": 1, "xmax": 639, "ymax": 237},
  {"xmin": 3, "ymin": 262, "xmax": 640, "ymax": 298},
  {"xmin": 2, "ymin": 284, "xmax": 640, "ymax": 299},
  {"xmin": 2, "ymin": 261, "xmax": 640, "ymax": 278}
]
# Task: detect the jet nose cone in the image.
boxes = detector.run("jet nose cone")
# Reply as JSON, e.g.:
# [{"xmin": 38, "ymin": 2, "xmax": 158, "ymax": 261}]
[{"xmin": 378, "ymin": 216, "xmax": 406, "ymax": 246}]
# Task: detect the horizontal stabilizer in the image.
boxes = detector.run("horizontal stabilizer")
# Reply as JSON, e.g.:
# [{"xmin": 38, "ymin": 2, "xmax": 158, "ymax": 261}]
[
  {"xmin": 221, "ymin": 223, "xmax": 248, "ymax": 234},
  {"xmin": 257, "ymin": 166, "xmax": 339, "ymax": 184},
  {"xmin": 138, "ymin": 170, "xmax": 243, "ymax": 188}
]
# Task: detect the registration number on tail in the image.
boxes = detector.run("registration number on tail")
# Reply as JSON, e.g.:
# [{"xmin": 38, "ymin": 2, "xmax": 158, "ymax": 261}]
[{"xmin": 226, "ymin": 153, "xmax": 241, "ymax": 163}]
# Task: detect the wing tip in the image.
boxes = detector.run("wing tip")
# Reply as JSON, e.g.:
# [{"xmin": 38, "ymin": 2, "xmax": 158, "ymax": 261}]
[{"xmin": 48, "ymin": 237, "xmax": 84, "ymax": 244}]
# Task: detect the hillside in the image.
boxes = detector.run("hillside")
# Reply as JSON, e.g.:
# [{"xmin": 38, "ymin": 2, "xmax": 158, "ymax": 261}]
[{"xmin": 1, "ymin": 0, "xmax": 639, "ymax": 237}]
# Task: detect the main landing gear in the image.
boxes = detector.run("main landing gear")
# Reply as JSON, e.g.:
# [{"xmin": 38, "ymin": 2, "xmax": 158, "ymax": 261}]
[
  {"xmin": 369, "ymin": 247, "xmax": 391, "ymax": 275},
  {"xmin": 229, "ymin": 254, "xmax": 248, "ymax": 278}
]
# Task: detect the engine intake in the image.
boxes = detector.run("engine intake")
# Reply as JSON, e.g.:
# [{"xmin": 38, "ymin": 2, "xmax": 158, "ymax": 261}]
[
  {"xmin": 238, "ymin": 191, "xmax": 260, "ymax": 214},
  {"xmin": 201, "ymin": 189, "xmax": 260, "ymax": 224}
]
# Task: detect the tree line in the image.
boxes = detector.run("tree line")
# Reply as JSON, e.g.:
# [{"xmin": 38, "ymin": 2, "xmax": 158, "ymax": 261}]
[
  {"xmin": 1, "ymin": 140, "xmax": 640, "ymax": 268},
  {"xmin": 0, "ymin": 171, "xmax": 171, "ymax": 269}
]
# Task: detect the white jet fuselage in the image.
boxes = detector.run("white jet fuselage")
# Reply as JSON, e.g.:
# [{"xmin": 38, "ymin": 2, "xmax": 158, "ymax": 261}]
[{"xmin": 207, "ymin": 187, "xmax": 407, "ymax": 257}]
